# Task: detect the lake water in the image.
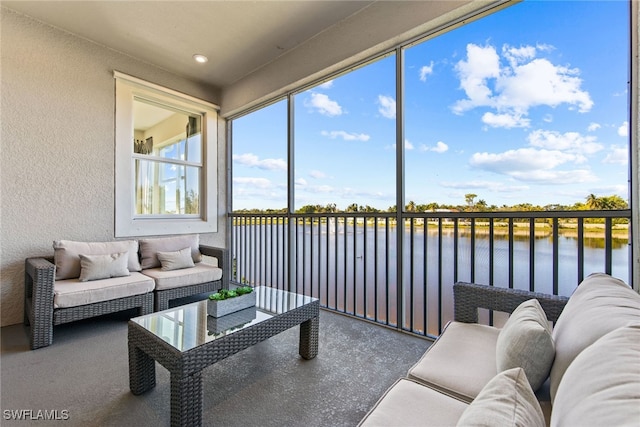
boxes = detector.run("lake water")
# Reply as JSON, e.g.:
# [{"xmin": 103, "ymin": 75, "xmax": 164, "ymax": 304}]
[{"xmin": 233, "ymin": 222, "xmax": 630, "ymax": 335}]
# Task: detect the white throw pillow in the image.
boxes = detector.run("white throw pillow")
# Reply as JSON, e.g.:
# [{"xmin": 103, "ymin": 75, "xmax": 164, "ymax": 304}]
[
  {"xmin": 496, "ymin": 298, "xmax": 555, "ymax": 391},
  {"xmin": 456, "ymin": 367, "xmax": 545, "ymax": 427},
  {"xmin": 139, "ymin": 235, "xmax": 202, "ymax": 270},
  {"xmin": 78, "ymin": 252, "xmax": 130, "ymax": 282},
  {"xmin": 157, "ymin": 247, "xmax": 196, "ymax": 271},
  {"xmin": 549, "ymin": 272, "xmax": 640, "ymax": 402},
  {"xmin": 551, "ymin": 323, "xmax": 640, "ymax": 427}
]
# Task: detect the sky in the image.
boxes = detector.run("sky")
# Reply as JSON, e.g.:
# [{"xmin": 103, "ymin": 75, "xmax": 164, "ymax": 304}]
[{"xmin": 231, "ymin": 0, "xmax": 630, "ymax": 211}]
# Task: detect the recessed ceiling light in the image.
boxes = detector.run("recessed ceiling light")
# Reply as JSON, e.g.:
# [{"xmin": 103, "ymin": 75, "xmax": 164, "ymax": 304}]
[{"xmin": 193, "ymin": 54, "xmax": 208, "ymax": 64}]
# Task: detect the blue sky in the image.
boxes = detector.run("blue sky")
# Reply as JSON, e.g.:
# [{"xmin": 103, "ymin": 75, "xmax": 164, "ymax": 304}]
[{"xmin": 232, "ymin": 0, "xmax": 629, "ymax": 211}]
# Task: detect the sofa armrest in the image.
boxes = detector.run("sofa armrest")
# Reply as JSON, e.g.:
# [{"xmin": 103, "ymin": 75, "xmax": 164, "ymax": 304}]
[
  {"xmin": 199, "ymin": 245, "xmax": 229, "ymax": 290},
  {"xmin": 453, "ymin": 282, "xmax": 569, "ymax": 324},
  {"xmin": 24, "ymin": 257, "xmax": 56, "ymax": 349}
]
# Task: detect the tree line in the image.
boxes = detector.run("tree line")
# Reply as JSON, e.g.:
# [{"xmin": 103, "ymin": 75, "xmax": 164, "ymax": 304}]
[{"xmin": 233, "ymin": 194, "xmax": 628, "ymax": 214}]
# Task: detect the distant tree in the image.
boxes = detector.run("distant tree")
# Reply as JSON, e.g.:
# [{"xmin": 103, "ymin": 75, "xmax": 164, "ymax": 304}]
[
  {"xmin": 406, "ymin": 200, "xmax": 416, "ymax": 212},
  {"xmin": 464, "ymin": 193, "xmax": 477, "ymax": 210},
  {"xmin": 600, "ymin": 195, "xmax": 628, "ymax": 209},
  {"xmin": 476, "ymin": 199, "xmax": 488, "ymax": 211},
  {"xmin": 586, "ymin": 194, "xmax": 601, "ymax": 209},
  {"xmin": 346, "ymin": 203, "xmax": 359, "ymax": 212},
  {"xmin": 361, "ymin": 205, "xmax": 379, "ymax": 213},
  {"xmin": 324, "ymin": 203, "xmax": 337, "ymax": 213},
  {"xmin": 297, "ymin": 204, "xmax": 319, "ymax": 213}
]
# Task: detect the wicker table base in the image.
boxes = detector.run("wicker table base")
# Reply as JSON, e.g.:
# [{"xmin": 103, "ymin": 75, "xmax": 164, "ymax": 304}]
[{"xmin": 128, "ymin": 286, "xmax": 319, "ymax": 427}]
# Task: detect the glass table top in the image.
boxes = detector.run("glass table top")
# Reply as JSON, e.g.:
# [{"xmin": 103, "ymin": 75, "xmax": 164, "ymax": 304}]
[{"xmin": 130, "ymin": 286, "xmax": 318, "ymax": 352}]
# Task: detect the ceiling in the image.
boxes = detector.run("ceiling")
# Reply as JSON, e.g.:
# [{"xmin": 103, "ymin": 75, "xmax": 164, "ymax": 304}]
[{"xmin": 2, "ymin": 1, "xmax": 376, "ymax": 89}]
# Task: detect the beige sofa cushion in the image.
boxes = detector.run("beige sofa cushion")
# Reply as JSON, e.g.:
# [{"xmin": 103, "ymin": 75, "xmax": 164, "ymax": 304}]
[
  {"xmin": 53, "ymin": 240, "xmax": 141, "ymax": 280},
  {"xmin": 141, "ymin": 263, "xmax": 222, "ymax": 290},
  {"xmin": 457, "ymin": 367, "xmax": 545, "ymax": 427},
  {"xmin": 407, "ymin": 321, "xmax": 499, "ymax": 402},
  {"xmin": 53, "ymin": 272, "xmax": 154, "ymax": 308},
  {"xmin": 496, "ymin": 299, "xmax": 555, "ymax": 391},
  {"xmin": 139, "ymin": 235, "xmax": 202, "ymax": 270},
  {"xmin": 79, "ymin": 252, "xmax": 130, "ymax": 282},
  {"xmin": 358, "ymin": 378, "xmax": 468, "ymax": 427},
  {"xmin": 549, "ymin": 272, "xmax": 640, "ymax": 401},
  {"xmin": 551, "ymin": 323, "xmax": 640, "ymax": 427}
]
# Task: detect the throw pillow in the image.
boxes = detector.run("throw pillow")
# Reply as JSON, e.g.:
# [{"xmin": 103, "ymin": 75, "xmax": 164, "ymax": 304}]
[
  {"xmin": 496, "ymin": 298, "xmax": 555, "ymax": 391},
  {"xmin": 456, "ymin": 367, "xmax": 545, "ymax": 427},
  {"xmin": 53, "ymin": 239, "xmax": 141, "ymax": 279},
  {"xmin": 139, "ymin": 235, "xmax": 202, "ymax": 269},
  {"xmin": 551, "ymin": 323, "xmax": 640, "ymax": 427},
  {"xmin": 157, "ymin": 247, "xmax": 196, "ymax": 271},
  {"xmin": 78, "ymin": 252, "xmax": 130, "ymax": 282},
  {"xmin": 549, "ymin": 272, "xmax": 640, "ymax": 402}
]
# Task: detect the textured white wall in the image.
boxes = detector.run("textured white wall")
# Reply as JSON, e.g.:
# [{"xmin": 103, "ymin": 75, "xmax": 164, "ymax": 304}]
[{"xmin": 0, "ymin": 9, "xmax": 227, "ymax": 326}]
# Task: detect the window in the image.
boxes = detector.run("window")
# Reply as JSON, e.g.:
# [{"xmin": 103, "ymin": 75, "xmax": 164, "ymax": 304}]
[{"xmin": 114, "ymin": 72, "xmax": 219, "ymax": 237}]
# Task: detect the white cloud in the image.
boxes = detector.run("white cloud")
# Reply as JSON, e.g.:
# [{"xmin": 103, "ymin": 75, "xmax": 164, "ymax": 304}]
[
  {"xmin": 302, "ymin": 184, "xmax": 335, "ymax": 194},
  {"xmin": 587, "ymin": 122, "xmax": 601, "ymax": 132},
  {"xmin": 233, "ymin": 177, "xmax": 273, "ymax": 189},
  {"xmin": 378, "ymin": 95, "xmax": 396, "ymax": 119},
  {"xmin": 602, "ymin": 145, "xmax": 628, "ymax": 165},
  {"xmin": 420, "ymin": 141, "xmax": 449, "ymax": 153},
  {"xmin": 391, "ymin": 139, "xmax": 415, "ymax": 150},
  {"xmin": 508, "ymin": 169, "xmax": 597, "ymax": 184},
  {"xmin": 305, "ymin": 92, "xmax": 343, "ymax": 116},
  {"xmin": 321, "ymin": 130, "xmax": 370, "ymax": 141},
  {"xmin": 618, "ymin": 121, "xmax": 629, "ymax": 137},
  {"xmin": 440, "ymin": 180, "xmax": 529, "ymax": 193},
  {"xmin": 482, "ymin": 112, "xmax": 530, "ymax": 128},
  {"xmin": 527, "ymin": 130, "xmax": 603, "ymax": 155},
  {"xmin": 432, "ymin": 141, "xmax": 448, "ymax": 153},
  {"xmin": 419, "ymin": 61, "xmax": 434, "ymax": 82},
  {"xmin": 469, "ymin": 147, "xmax": 597, "ymax": 184},
  {"xmin": 502, "ymin": 44, "xmax": 536, "ymax": 68},
  {"xmin": 295, "ymin": 178, "xmax": 308, "ymax": 186},
  {"xmin": 233, "ymin": 153, "xmax": 287, "ymax": 171},
  {"xmin": 318, "ymin": 80, "xmax": 334, "ymax": 89},
  {"xmin": 452, "ymin": 43, "xmax": 593, "ymax": 128},
  {"xmin": 309, "ymin": 170, "xmax": 327, "ymax": 179}
]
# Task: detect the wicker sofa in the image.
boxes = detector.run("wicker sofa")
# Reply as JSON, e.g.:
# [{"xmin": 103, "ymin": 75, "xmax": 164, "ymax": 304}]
[
  {"xmin": 24, "ymin": 235, "xmax": 229, "ymax": 350},
  {"xmin": 359, "ymin": 273, "xmax": 640, "ymax": 426}
]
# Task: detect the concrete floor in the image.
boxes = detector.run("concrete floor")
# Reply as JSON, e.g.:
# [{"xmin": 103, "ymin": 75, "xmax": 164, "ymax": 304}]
[{"xmin": 1, "ymin": 308, "xmax": 431, "ymax": 427}]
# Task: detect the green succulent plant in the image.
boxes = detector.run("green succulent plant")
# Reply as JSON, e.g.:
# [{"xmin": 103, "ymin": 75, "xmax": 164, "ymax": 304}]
[{"xmin": 208, "ymin": 286, "xmax": 253, "ymax": 301}]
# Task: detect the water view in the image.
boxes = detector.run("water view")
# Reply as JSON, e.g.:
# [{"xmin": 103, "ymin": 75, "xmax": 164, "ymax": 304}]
[{"xmin": 232, "ymin": 219, "xmax": 630, "ymax": 336}]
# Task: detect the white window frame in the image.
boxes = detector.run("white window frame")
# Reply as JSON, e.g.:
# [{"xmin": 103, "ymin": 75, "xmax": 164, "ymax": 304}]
[{"xmin": 114, "ymin": 71, "xmax": 219, "ymax": 237}]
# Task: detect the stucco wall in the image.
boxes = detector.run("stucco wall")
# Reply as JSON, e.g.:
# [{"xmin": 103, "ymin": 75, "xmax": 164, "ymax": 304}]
[{"xmin": 0, "ymin": 9, "xmax": 227, "ymax": 326}]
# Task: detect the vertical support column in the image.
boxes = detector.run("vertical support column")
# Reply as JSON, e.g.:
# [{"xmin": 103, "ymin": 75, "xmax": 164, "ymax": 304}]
[
  {"xmin": 395, "ymin": 47, "xmax": 406, "ymax": 331},
  {"xmin": 288, "ymin": 94, "xmax": 296, "ymax": 294}
]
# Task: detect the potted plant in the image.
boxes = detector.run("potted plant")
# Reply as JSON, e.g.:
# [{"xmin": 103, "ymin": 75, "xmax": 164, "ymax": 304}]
[{"xmin": 207, "ymin": 286, "xmax": 255, "ymax": 317}]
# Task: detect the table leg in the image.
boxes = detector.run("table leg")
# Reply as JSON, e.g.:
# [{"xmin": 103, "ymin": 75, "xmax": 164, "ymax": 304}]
[
  {"xmin": 299, "ymin": 316, "xmax": 319, "ymax": 359},
  {"xmin": 170, "ymin": 371, "xmax": 203, "ymax": 427},
  {"xmin": 128, "ymin": 344, "xmax": 156, "ymax": 395}
]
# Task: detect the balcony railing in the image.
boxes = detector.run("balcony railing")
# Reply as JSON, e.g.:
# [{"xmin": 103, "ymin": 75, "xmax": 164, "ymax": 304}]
[{"xmin": 229, "ymin": 210, "xmax": 631, "ymax": 339}]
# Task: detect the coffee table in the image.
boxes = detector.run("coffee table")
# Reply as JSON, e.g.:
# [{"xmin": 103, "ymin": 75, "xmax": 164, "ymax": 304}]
[{"xmin": 128, "ymin": 286, "xmax": 319, "ymax": 426}]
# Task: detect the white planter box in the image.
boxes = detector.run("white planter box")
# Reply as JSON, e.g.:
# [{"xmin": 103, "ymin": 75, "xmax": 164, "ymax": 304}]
[{"xmin": 207, "ymin": 291, "xmax": 256, "ymax": 318}]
